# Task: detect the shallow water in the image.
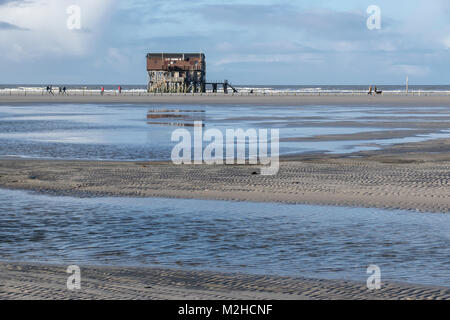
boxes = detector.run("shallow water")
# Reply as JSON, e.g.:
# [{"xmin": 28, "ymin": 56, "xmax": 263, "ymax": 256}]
[
  {"xmin": 0, "ymin": 104, "xmax": 449, "ymax": 160},
  {"xmin": 0, "ymin": 189, "xmax": 448, "ymax": 287}
]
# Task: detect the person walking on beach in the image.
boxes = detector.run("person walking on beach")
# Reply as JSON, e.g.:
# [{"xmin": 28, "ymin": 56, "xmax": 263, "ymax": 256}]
[
  {"xmin": 368, "ymin": 86, "xmax": 373, "ymax": 95},
  {"xmin": 118, "ymin": 85, "xmax": 122, "ymax": 94},
  {"xmin": 63, "ymin": 86, "xmax": 66, "ymax": 95},
  {"xmin": 101, "ymin": 86, "xmax": 104, "ymax": 96},
  {"xmin": 374, "ymin": 86, "xmax": 382, "ymax": 95},
  {"xmin": 48, "ymin": 85, "xmax": 54, "ymax": 95},
  {"xmin": 59, "ymin": 87, "xmax": 62, "ymax": 95}
]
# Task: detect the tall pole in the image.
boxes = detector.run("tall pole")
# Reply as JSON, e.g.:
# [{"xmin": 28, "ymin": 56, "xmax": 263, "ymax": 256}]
[{"xmin": 406, "ymin": 76, "xmax": 409, "ymax": 94}]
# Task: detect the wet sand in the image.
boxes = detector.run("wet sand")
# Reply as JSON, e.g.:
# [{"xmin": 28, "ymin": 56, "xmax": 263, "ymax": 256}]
[
  {"xmin": 1, "ymin": 262, "xmax": 449, "ymax": 300},
  {"xmin": 0, "ymin": 138, "xmax": 448, "ymax": 213},
  {"xmin": 0, "ymin": 97, "xmax": 448, "ymax": 300},
  {"xmin": 2, "ymin": 93, "xmax": 450, "ymax": 106}
]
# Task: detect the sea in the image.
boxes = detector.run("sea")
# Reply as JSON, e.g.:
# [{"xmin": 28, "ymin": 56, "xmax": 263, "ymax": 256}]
[{"xmin": 1, "ymin": 84, "xmax": 450, "ymax": 94}]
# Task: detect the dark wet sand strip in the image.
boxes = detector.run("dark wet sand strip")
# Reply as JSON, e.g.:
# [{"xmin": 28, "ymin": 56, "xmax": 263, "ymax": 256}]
[
  {"xmin": 2, "ymin": 94, "xmax": 450, "ymax": 106},
  {"xmin": 0, "ymin": 138, "xmax": 448, "ymax": 213},
  {"xmin": 1, "ymin": 262, "xmax": 449, "ymax": 300}
]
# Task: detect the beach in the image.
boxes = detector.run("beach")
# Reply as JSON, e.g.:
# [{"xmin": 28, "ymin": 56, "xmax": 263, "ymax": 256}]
[
  {"xmin": 1, "ymin": 262, "xmax": 449, "ymax": 300},
  {"xmin": 2, "ymin": 93, "xmax": 450, "ymax": 106},
  {"xmin": 0, "ymin": 95, "xmax": 448, "ymax": 300},
  {"xmin": 0, "ymin": 140, "xmax": 448, "ymax": 213},
  {"xmin": 3, "ymin": 0, "xmax": 450, "ymax": 303}
]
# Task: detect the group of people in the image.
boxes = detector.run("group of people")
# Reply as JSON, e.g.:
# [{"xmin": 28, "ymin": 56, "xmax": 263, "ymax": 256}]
[
  {"xmin": 100, "ymin": 86, "xmax": 122, "ymax": 96},
  {"xmin": 368, "ymin": 85, "xmax": 382, "ymax": 95},
  {"xmin": 46, "ymin": 85, "xmax": 67, "ymax": 95},
  {"xmin": 45, "ymin": 85, "xmax": 124, "ymax": 96}
]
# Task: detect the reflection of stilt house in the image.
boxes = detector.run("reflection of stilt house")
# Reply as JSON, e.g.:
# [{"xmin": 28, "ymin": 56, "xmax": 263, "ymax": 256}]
[{"xmin": 147, "ymin": 53, "xmax": 206, "ymax": 93}]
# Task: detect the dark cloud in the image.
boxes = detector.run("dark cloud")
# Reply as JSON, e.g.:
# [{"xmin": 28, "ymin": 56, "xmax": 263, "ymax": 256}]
[
  {"xmin": 196, "ymin": 4, "xmax": 388, "ymax": 41},
  {"xmin": 0, "ymin": 21, "xmax": 28, "ymax": 30},
  {"xmin": 0, "ymin": 0, "xmax": 26, "ymax": 5}
]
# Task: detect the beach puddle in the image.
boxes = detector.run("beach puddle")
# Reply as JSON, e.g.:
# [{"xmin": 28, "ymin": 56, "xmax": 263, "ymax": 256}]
[
  {"xmin": 0, "ymin": 189, "xmax": 448, "ymax": 287},
  {"xmin": 0, "ymin": 104, "xmax": 449, "ymax": 160}
]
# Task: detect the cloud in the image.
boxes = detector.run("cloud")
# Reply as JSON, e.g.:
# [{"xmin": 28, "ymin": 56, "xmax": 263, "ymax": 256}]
[
  {"xmin": 444, "ymin": 37, "xmax": 450, "ymax": 49},
  {"xmin": 388, "ymin": 64, "xmax": 431, "ymax": 77},
  {"xmin": 0, "ymin": 20, "xmax": 27, "ymax": 29},
  {"xmin": 213, "ymin": 52, "xmax": 325, "ymax": 66},
  {"xmin": 0, "ymin": 0, "xmax": 115, "ymax": 59},
  {"xmin": 196, "ymin": 4, "xmax": 380, "ymax": 40},
  {"xmin": 0, "ymin": 0, "xmax": 35, "ymax": 7},
  {"xmin": 1, "ymin": 0, "xmax": 450, "ymax": 85},
  {"xmin": 105, "ymin": 48, "xmax": 130, "ymax": 68},
  {"xmin": 0, "ymin": 0, "xmax": 19, "ymax": 4}
]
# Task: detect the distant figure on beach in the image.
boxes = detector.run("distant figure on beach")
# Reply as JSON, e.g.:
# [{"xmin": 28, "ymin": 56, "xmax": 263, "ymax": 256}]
[
  {"xmin": 63, "ymin": 86, "xmax": 66, "ymax": 95},
  {"xmin": 368, "ymin": 86, "xmax": 373, "ymax": 95},
  {"xmin": 48, "ymin": 85, "xmax": 54, "ymax": 95},
  {"xmin": 250, "ymin": 89, "xmax": 254, "ymax": 94},
  {"xmin": 374, "ymin": 86, "xmax": 382, "ymax": 95},
  {"xmin": 58, "ymin": 87, "xmax": 62, "ymax": 95},
  {"xmin": 101, "ymin": 87, "xmax": 105, "ymax": 96},
  {"xmin": 118, "ymin": 85, "xmax": 122, "ymax": 94}
]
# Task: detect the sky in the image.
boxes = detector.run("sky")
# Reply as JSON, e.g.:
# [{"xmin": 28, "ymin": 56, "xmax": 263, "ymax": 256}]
[{"xmin": 0, "ymin": 0, "xmax": 449, "ymax": 85}]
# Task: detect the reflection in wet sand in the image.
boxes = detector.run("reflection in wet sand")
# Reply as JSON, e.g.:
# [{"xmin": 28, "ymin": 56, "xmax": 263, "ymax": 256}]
[
  {"xmin": 0, "ymin": 103, "xmax": 449, "ymax": 160},
  {"xmin": 147, "ymin": 122, "xmax": 205, "ymax": 127},
  {"xmin": 147, "ymin": 109, "xmax": 205, "ymax": 127}
]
